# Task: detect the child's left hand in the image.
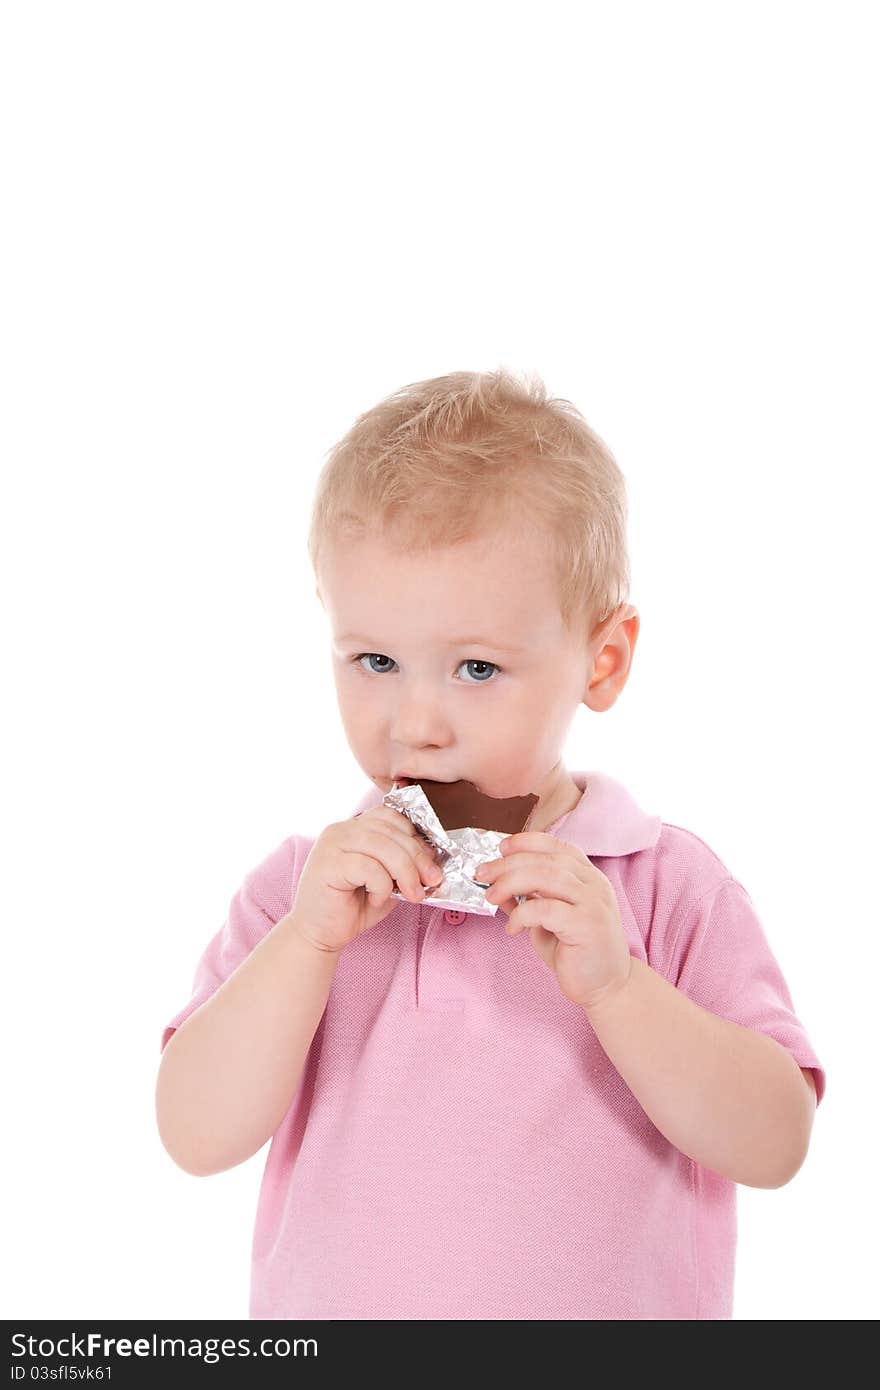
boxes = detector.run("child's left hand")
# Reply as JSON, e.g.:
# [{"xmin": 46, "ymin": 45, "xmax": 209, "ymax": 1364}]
[{"xmin": 474, "ymin": 832, "xmax": 633, "ymax": 1011}]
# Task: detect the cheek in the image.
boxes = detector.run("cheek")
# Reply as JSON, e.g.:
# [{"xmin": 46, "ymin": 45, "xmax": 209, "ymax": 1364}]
[
  {"xmin": 333, "ymin": 675, "xmax": 376, "ymax": 733},
  {"xmin": 472, "ymin": 703, "xmax": 569, "ymax": 794}
]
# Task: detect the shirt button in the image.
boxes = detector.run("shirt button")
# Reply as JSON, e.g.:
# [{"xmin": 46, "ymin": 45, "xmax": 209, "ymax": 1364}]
[{"xmin": 443, "ymin": 909, "xmax": 466, "ymax": 925}]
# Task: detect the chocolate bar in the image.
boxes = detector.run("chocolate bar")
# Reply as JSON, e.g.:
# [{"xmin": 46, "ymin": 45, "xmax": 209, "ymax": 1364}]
[
  {"xmin": 383, "ymin": 778, "xmax": 540, "ymax": 916},
  {"xmin": 413, "ymin": 779, "xmax": 539, "ymax": 834}
]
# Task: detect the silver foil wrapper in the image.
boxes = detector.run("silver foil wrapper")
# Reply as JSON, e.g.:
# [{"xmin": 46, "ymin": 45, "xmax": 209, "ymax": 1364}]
[{"xmin": 383, "ymin": 781, "xmax": 525, "ymax": 916}]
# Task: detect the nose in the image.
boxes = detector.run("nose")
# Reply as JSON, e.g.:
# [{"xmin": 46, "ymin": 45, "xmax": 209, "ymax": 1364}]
[{"xmin": 389, "ymin": 681, "xmax": 453, "ymax": 751}]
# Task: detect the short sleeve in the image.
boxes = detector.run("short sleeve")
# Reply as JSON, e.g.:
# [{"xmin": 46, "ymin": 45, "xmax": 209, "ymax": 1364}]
[
  {"xmin": 665, "ymin": 876, "xmax": 826, "ymax": 1105},
  {"xmin": 160, "ymin": 834, "xmax": 308, "ymax": 1053}
]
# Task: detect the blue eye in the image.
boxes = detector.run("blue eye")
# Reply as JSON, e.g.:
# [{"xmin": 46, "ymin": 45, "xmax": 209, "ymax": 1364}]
[
  {"xmin": 353, "ymin": 654, "xmax": 500, "ymax": 683},
  {"xmin": 458, "ymin": 659, "xmax": 498, "ymax": 683},
  {"xmin": 355, "ymin": 650, "xmax": 394, "ymax": 672},
  {"xmin": 356, "ymin": 653, "xmax": 396, "ymax": 674}
]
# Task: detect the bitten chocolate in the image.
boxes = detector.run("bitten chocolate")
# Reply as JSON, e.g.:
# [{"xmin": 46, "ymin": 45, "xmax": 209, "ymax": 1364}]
[{"xmin": 414, "ymin": 779, "xmax": 539, "ymax": 834}]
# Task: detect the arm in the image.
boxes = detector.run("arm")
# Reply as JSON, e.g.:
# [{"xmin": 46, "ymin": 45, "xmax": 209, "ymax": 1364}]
[
  {"xmin": 584, "ymin": 958, "xmax": 817, "ymax": 1188},
  {"xmin": 155, "ymin": 915, "xmax": 340, "ymax": 1177}
]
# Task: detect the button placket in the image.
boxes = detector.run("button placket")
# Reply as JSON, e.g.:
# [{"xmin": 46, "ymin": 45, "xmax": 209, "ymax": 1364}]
[
  {"xmin": 414, "ymin": 907, "xmax": 467, "ymax": 1012},
  {"xmin": 413, "ymin": 909, "xmax": 434, "ymax": 1009}
]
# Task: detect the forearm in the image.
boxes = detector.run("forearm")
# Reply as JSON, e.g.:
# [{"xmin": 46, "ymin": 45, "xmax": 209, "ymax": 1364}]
[
  {"xmin": 584, "ymin": 957, "xmax": 814, "ymax": 1188},
  {"xmin": 155, "ymin": 914, "xmax": 340, "ymax": 1176}
]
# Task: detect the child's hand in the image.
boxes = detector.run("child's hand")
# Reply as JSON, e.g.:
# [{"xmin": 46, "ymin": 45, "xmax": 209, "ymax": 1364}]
[
  {"xmin": 290, "ymin": 807, "xmax": 444, "ymax": 954},
  {"xmin": 475, "ymin": 832, "xmax": 633, "ymax": 1011}
]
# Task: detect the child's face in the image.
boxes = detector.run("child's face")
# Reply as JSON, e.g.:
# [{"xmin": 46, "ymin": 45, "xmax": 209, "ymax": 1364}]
[{"xmin": 317, "ymin": 520, "xmax": 636, "ymax": 824}]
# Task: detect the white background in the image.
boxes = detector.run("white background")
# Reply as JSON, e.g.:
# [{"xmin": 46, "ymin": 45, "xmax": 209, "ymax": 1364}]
[{"xmin": 2, "ymin": 1, "xmax": 877, "ymax": 1321}]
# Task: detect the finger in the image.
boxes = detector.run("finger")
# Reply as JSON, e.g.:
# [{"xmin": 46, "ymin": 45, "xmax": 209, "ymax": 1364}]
[
  {"xmin": 358, "ymin": 807, "xmax": 442, "ymax": 867},
  {"xmin": 347, "ymin": 827, "xmax": 442, "ymax": 904},
  {"xmin": 385, "ymin": 842, "xmax": 443, "ymax": 903},
  {"xmin": 485, "ymin": 863, "xmax": 582, "ymax": 908},
  {"xmin": 359, "ymin": 804, "xmax": 432, "ymax": 846},
  {"xmin": 337, "ymin": 850, "xmax": 395, "ymax": 908},
  {"xmin": 501, "ymin": 833, "xmax": 589, "ymax": 863},
  {"xmin": 482, "ymin": 851, "xmax": 590, "ymax": 888},
  {"xmin": 505, "ymin": 894, "xmax": 566, "ymax": 936}
]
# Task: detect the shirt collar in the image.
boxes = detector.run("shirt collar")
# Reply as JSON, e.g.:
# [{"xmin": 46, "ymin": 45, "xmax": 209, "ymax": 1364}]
[{"xmin": 350, "ymin": 769, "xmax": 661, "ymax": 858}]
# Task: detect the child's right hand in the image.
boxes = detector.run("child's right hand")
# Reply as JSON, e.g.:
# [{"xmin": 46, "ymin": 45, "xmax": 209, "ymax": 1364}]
[{"xmin": 288, "ymin": 806, "xmax": 445, "ymax": 954}]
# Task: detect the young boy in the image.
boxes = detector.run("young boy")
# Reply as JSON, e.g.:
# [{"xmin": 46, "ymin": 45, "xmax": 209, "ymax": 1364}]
[{"xmin": 156, "ymin": 368, "xmax": 825, "ymax": 1320}]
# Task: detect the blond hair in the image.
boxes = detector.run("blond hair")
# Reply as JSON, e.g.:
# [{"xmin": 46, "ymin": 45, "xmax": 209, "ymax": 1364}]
[{"xmin": 307, "ymin": 368, "xmax": 631, "ymax": 639}]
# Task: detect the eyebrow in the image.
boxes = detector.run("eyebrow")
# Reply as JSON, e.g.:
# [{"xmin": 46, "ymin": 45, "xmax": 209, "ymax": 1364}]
[{"xmin": 336, "ymin": 633, "xmax": 527, "ymax": 653}]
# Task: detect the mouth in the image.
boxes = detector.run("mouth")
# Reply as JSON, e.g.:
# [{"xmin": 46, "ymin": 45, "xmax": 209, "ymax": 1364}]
[{"xmin": 392, "ymin": 774, "xmax": 453, "ymax": 787}]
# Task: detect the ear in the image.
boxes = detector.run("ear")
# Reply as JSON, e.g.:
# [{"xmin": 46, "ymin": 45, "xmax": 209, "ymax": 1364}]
[{"xmin": 583, "ymin": 606, "xmax": 640, "ymax": 713}]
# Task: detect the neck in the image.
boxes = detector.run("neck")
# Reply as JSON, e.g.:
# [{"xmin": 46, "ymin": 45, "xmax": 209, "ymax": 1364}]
[{"xmin": 527, "ymin": 769, "xmax": 583, "ymax": 834}]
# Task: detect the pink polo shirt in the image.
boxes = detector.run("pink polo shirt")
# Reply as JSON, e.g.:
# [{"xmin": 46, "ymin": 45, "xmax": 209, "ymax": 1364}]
[{"xmin": 160, "ymin": 770, "xmax": 825, "ymax": 1320}]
